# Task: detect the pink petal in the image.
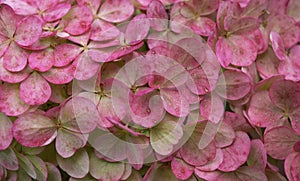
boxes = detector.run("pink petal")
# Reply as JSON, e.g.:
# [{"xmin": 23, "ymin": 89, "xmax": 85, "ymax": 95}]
[
  {"xmin": 14, "ymin": 15, "xmax": 42, "ymax": 46},
  {"xmin": 247, "ymin": 91, "xmax": 284, "ymax": 127},
  {"xmin": 171, "ymin": 158, "xmax": 194, "ymax": 180},
  {"xmin": 63, "ymin": 5, "xmax": 93, "ymax": 35},
  {"xmin": 225, "ymin": 17, "xmax": 259, "ymax": 35},
  {"xmin": 146, "ymin": 0, "xmax": 168, "ymax": 31},
  {"xmin": 291, "ymin": 108, "xmax": 300, "ymax": 135},
  {"xmin": 0, "ymin": 83, "xmax": 30, "ymax": 116},
  {"xmin": 54, "ymin": 43, "xmax": 81, "ymax": 67},
  {"xmin": 200, "ymin": 94, "xmax": 224, "ymax": 124},
  {"xmin": 20, "ymin": 72, "xmax": 51, "ymax": 105},
  {"xmin": 90, "ymin": 19, "xmax": 120, "ymax": 41},
  {"xmin": 129, "ymin": 91, "xmax": 165, "ymax": 128},
  {"xmin": 218, "ymin": 131, "xmax": 250, "ymax": 172},
  {"xmin": 270, "ymin": 31, "xmax": 287, "ymax": 61},
  {"xmin": 98, "ymin": 0, "xmax": 134, "ymax": 23},
  {"xmin": 41, "ymin": 63, "xmax": 76, "ymax": 84},
  {"xmin": 247, "ymin": 139, "xmax": 267, "ymax": 170},
  {"xmin": 0, "ymin": 4, "xmax": 17, "ymax": 37},
  {"xmin": 191, "ymin": 17, "xmax": 216, "ymax": 37},
  {"xmin": 223, "ymin": 111, "xmax": 252, "ymax": 132},
  {"xmin": 28, "ymin": 49, "xmax": 54, "ymax": 72},
  {"xmin": 3, "ymin": 42, "xmax": 28, "ymax": 72},
  {"xmin": 214, "ymin": 122, "xmax": 235, "ymax": 148},
  {"xmin": 216, "ymin": 37, "xmax": 232, "ymax": 67},
  {"xmin": 284, "ymin": 152, "xmax": 299, "ymax": 181},
  {"xmin": 0, "ymin": 35, "xmax": 9, "ymax": 58},
  {"xmin": 0, "ymin": 147, "xmax": 19, "ymax": 171},
  {"xmin": 160, "ymin": 88, "xmax": 190, "ymax": 117},
  {"xmin": 125, "ymin": 14, "xmax": 150, "ymax": 45},
  {"xmin": 0, "ymin": 58, "xmax": 30, "ymax": 83},
  {"xmin": 256, "ymin": 47, "xmax": 280, "ymax": 79},
  {"xmin": 56, "ymin": 129, "xmax": 87, "ymax": 158},
  {"xmin": 278, "ymin": 56, "xmax": 300, "ymax": 82},
  {"xmin": 77, "ymin": 0, "xmax": 101, "ymax": 14},
  {"xmin": 43, "ymin": 2, "xmax": 71, "ymax": 22},
  {"xmin": 216, "ymin": 166, "xmax": 268, "ymax": 181},
  {"xmin": 59, "ymin": 97, "xmax": 99, "ymax": 133},
  {"xmin": 12, "ymin": 113, "xmax": 57, "ymax": 147},
  {"xmin": 216, "ymin": 69, "xmax": 252, "ymax": 101},
  {"xmin": 291, "ymin": 154, "xmax": 300, "ymax": 181},
  {"xmin": 196, "ymin": 149, "xmax": 224, "ymax": 171},
  {"xmin": 0, "ymin": 113, "xmax": 13, "ymax": 150},
  {"xmin": 264, "ymin": 126, "xmax": 300, "ymax": 160},
  {"xmin": 105, "ymin": 42, "xmax": 144, "ymax": 62},
  {"xmin": 74, "ymin": 52, "xmax": 100, "ymax": 80},
  {"xmin": 56, "ymin": 149, "xmax": 89, "ymax": 179}
]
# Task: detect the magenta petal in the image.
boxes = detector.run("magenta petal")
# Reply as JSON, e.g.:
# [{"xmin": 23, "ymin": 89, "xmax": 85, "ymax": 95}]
[
  {"xmin": 270, "ymin": 31, "xmax": 287, "ymax": 61},
  {"xmin": 191, "ymin": 17, "xmax": 216, "ymax": 37},
  {"xmin": 0, "ymin": 83, "xmax": 30, "ymax": 116},
  {"xmin": 171, "ymin": 158, "xmax": 194, "ymax": 180},
  {"xmin": 0, "ymin": 113, "xmax": 13, "ymax": 150},
  {"xmin": 12, "ymin": 113, "xmax": 57, "ymax": 147},
  {"xmin": 28, "ymin": 49, "xmax": 54, "ymax": 72},
  {"xmin": 0, "ymin": 58, "xmax": 30, "ymax": 83},
  {"xmin": 225, "ymin": 17, "xmax": 259, "ymax": 35},
  {"xmin": 98, "ymin": 0, "xmax": 134, "ymax": 23},
  {"xmin": 256, "ymin": 47, "xmax": 280, "ymax": 79},
  {"xmin": 54, "ymin": 43, "xmax": 82, "ymax": 67},
  {"xmin": 43, "ymin": 2, "xmax": 71, "ymax": 22},
  {"xmin": 0, "ymin": 35, "xmax": 10, "ymax": 58},
  {"xmin": 196, "ymin": 149, "xmax": 224, "ymax": 172},
  {"xmin": 20, "ymin": 72, "xmax": 51, "ymax": 105},
  {"xmin": 216, "ymin": 37, "xmax": 232, "ymax": 67},
  {"xmin": 3, "ymin": 42, "xmax": 28, "ymax": 72},
  {"xmin": 290, "ymin": 153, "xmax": 300, "ymax": 181},
  {"xmin": 14, "ymin": 16, "xmax": 42, "ymax": 46},
  {"xmin": 218, "ymin": 131, "xmax": 250, "ymax": 172},
  {"xmin": 41, "ymin": 63, "xmax": 76, "ymax": 84},
  {"xmin": 247, "ymin": 139, "xmax": 267, "ymax": 170},
  {"xmin": 264, "ymin": 126, "xmax": 300, "ymax": 160},
  {"xmin": 125, "ymin": 14, "xmax": 150, "ymax": 45},
  {"xmin": 284, "ymin": 152, "xmax": 299, "ymax": 181},
  {"xmin": 247, "ymin": 91, "xmax": 284, "ymax": 127},
  {"xmin": 64, "ymin": 5, "xmax": 93, "ymax": 35}
]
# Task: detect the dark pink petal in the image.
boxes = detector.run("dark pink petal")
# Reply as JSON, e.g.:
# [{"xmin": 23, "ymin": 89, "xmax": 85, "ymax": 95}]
[
  {"xmin": 146, "ymin": 0, "xmax": 168, "ymax": 31},
  {"xmin": 270, "ymin": 31, "xmax": 287, "ymax": 61},
  {"xmin": 216, "ymin": 166, "xmax": 268, "ymax": 181},
  {"xmin": 125, "ymin": 14, "xmax": 150, "ymax": 45},
  {"xmin": 278, "ymin": 56, "xmax": 300, "ymax": 82},
  {"xmin": 247, "ymin": 139, "xmax": 267, "ymax": 170},
  {"xmin": 269, "ymin": 79, "xmax": 300, "ymax": 110},
  {"xmin": 0, "ymin": 4, "xmax": 17, "ymax": 37},
  {"xmin": 216, "ymin": 69, "xmax": 252, "ymax": 101},
  {"xmin": 28, "ymin": 49, "xmax": 54, "ymax": 72},
  {"xmin": 129, "ymin": 91, "xmax": 165, "ymax": 128},
  {"xmin": 0, "ymin": 83, "xmax": 30, "ymax": 116},
  {"xmin": 247, "ymin": 91, "xmax": 284, "ymax": 127},
  {"xmin": 249, "ymin": 28, "xmax": 268, "ymax": 54},
  {"xmin": 46, "ymin": 162, "xmax": 61, "ymax": 181},
  {"xmin": 0, "ymin": 113, "xmax": 13, "ymax": 150},
  {"xmin": 56, "ymin": 129, "xmax": 87, "ymax": 158},
  {"xmin": 41, "ymin": 63, "xmax": 76, "ymax": 84},
  {"xmin": 190, "ymin": 17, "xmax": 216, "ymax": 37},
  {"xmin": 98, "ymin": 0, "xmax": 134, "ymax": 23},
  {"xmin": 56, "ymin": 149, "xmax": 89, "ymax": 179},
  {"xmin": 284, "ymin": 152, "xmax": 299, "ymax": 181},
  {"xmin": 0, "ymin": 147, "xmax": 19, "ymax": 171},
  {"xmin": 196, "ymin": 149, "xmax": 223, "ymax": 171},
  {"xmin": 256, "ymin": 47, "xmax": 280, "ymax": 79},
  {"xmin": 160, "ymin": 88, "xmax": 190, "ymax": 117},
  {"xmin": 0, "ymin": 58, "xmax": 30, "ymax": 83},
  {"xmin": 14, "ymin": 16, "xmax": 42, "ymax": 46},
  {"xmin": 90, "ymin": 19, "xmax": 120, "ymax": 41},
  {"xmin": 74, "ymin": 52, "xmax": 100, "ymax": 80},
  {"xmin": 3, "ymin": 42, "xmax": 28, "ymax": 72},
  {"xmin": 43, "ymin": 2, "xmax": 71, "ymax": 22},
  {"xmin": 264, "ymin": 126, "xmax": 300, "ymax": 160},
  {"xmin": 223, "ymin": 111, "xmax": 252, "ymax": 132},
  {"xmin": 291, "ymin": 153, "xmax": 300, "ymax": 181},
  {"xmin": 218, "ymin": 131, "xmax": 250, "ymax": 172},
  {"xmin": 171, "ymin": 158, "xmax": 194, "ymax": 180},
  {"xmin": 20, "ymin": 72, "xmax": 51, "ymax": 105},
  {"xmin": 291, "ymin": 108, "xmax": 300, "ymax": 135},
  {"xmin": 12, "ymin": 113, "xmax": 57, "ymax": 147},
  {"xmin": 64, "ymin": 5, "xmax": 93, "ymax": 35},
  {"xmin": 200, "ymin": 94, "xmax": 224, "ymax": 124},
  {"xmin": 54, "ymin": 43, "xmax": 81, "ymax": 67},
  {"xmin": 59, "ymin": 97, "xmax": 99, "ymax": 133},
  {"xmin": 27, "ymin": 155, "xmax": 48, "ymax": 181}
]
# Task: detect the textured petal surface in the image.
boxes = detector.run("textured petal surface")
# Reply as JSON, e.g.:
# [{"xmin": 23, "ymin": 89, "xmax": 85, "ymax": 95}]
[
  {"xmin": 0, "ymin": 113, "xmax": 13, "ymax": 150},
  {"xmin": 41, "ymin": 63, "xmax": 76, "ymax": 84},
  {"xmin": 3, "ymin": 42, "xmax": 28, "ymax": 72},
  {"xmin": 216, "ymin": 166, "xmax": 268, "ymax": 181},
  {"xmin": 98, "ymin": 0, "xmax": 134, "ymax": 23},
  {"xmin": 247, "ymin": 139, "xmax": 267, "ymax": 170},
  {"xmin": 54, "ymin": 43, "xmax": 81, "ymax": 67},
  {"xmin": 43, "ymin": 2, "xmax": 71, "ymax": 22},
  {"xmin": 171, "ymin": 158, "xmax": 194, "ymax": 180},
  {"xmin": 28, "ymin": 49, "xmax": 54, "ymax": 72},
  {"xmin": 0, "ymin": 147, "xmax": 19, "ymax": 171}
]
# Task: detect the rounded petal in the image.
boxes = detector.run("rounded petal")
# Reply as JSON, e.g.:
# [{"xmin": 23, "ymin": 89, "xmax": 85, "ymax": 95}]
[
  {"xmin": 171, "ymin": 158, "xmax": 194, "ymax": 180},
  {"xmin": 12, "ymin": 113, "xmax": 57, "ymax": 147},
  {"xmin": 41, "ymin": 63, "xmax": 76, "ymax": 84},
  {"xmin": 216, "ymin": 166, "xmax": 268, "ymax": 181},
  {"xmin": 20, "ymin": 72, "xmax": 51, "ymax": 105},
  {"xmin": 74, "ymin": 52, "xmax": 100, "ymax": 80},
  {"xmin": 90, "ymin": 19, "xmax": 120, "ymax": 41},
  {"xmin": 247, "ymin": 139, "xmax": 267, "ymax": 170},
  {"xmin": 46, "ymin": 162, "xmax": 62, "ymax": 181},
  {"xmin": 0, "ymin": 147, "xmax": 19, "ymax": 171},
  {"xmin": 196, "ymin": 149, "xmax": 224, "ymax": 171},
  {"xmin": 125, "ymin": 14, "xmax": 150, "ymax": 45},
  {"xmin": 54, "ymin": 44, "xmax": 81, "ymax": 67},
  {"xmin": 214, "ymin": 122, "xmax": 235, "ymax": 148},
  {"xmin": 3, "ymin": 42, "xmax": 28, "ymax": 72},
  {"xmin": 191, "ymin": 17, "xmax": 216, "ymax": 37},
  {"xmin": 0, "ymin": 113, "xmax": 13, "ymax": 150},
  {"xmin": 146, "ymin": 0, "xmax": 168, "ymax": 31},
  {"xmin": 0, "ymin": 4, "xmax": 18, "ymax": 37},
  {"xmin": 28, "ymin": 49, "xmax": 54, "ymax": 72},
  {"xmin": 98, "ymin": 0, "xmax": 134, "ymax": 23},
  {"xmin": 200, "ymin": 94, "xmax": 225, "ymax": 124},
  {"xmin": 43, "ymin": 2, "xmax": 71, "ymax": 22},
  {"xmin": 27, "ymin": 155, "xmax": 48, "ymax": 181}
]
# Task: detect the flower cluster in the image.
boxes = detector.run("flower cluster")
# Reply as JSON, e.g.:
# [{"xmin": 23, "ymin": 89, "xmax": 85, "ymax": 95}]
[{"xmin": 0, "ymin": 0, "xmax": 299, "ymax": 180}]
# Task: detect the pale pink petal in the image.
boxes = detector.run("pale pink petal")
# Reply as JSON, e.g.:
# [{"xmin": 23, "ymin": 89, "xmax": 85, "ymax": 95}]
[
  {"xmin": 14, "ymin": 15, "xmax": 42, "ymax": 46},
  {"xmin": 90, "ymin": 19, "xmax": 120, "ymax": 41},
  {"xmin": 3, "ymin": 42, "xmax": 28, "ymax": 72},
  {"xmin": 195, "ymin": 169, "xmax": 222, "ymax": 180},
  {"xmin": 0, "ymin": 113, "xmax": 13, "ymax": 150},
  {"xmin": 0, "ymin": 58, "xmax": 30, "ymax": 83},
  {"xmin": 77, "ymin": 0, "xmax": 101, "ymax": 14},
  {"xmin": 0, "ymin": 4, "xmax": 18, "ymax": 37},
  {"xmin": 225, "ymin": 17, "xmax": 259, "ymax": 35},
  {"xmin": 216, "ymin": 166, "xmax": 268, "ymax": 181},
  {"xmin": 216, "ymin": 37, "xmax": 232, "ymax": 67},
  {"xmin": 43, "ymin": 2, "xmax": 71, "ymax": 22},
  {"xmin": 200, "ymin": 94, "xmax": 224, "ymax": 124},
  {"xmin": 34, "ymin": 0, "xmax": 58, "ymax": 12},
  {"xmin": 12, "ymin": 113, "xmax": 57, "ymax": 147},
  {"xmin": 291, "ymin": 154, "xmax": 300, "ymax": 180},
  {"xmin": 247, "ymin": 139, "xmax": 267, "ymax": 170},
  {"xmin": 98, "ymin": 0, "xmax": 134, "ymax": 23},
  {"xmin": 284, "ymin": 152, "xmax": 299, "ymax": 181},
  {"xmin": 105, "ymin": 42, "xmax": 144, "ymax": 62},
  {"xmin": 54, "ymin": 43, "xmax": 81, "ymax": 67},
  {"xmin": 28, "ymin": 49, "xmax": 54, "ymax": 72},
  {"xmin": 264, "ymin": 126, "xmax": 300, "ymax": 160},
  {"xmin": 171, "ymin": 158, "xmax": 194, "ymax": 180},
  {"xmin": 63, "ymin": 5, "xmax": 93, "ymax": 35},
  {"xmin": 125, "ymin": 14, "xmax": 150, "ymax": 45},
  {"xmin": 20, "ymin": 72, "xmax": 51, "ymax": 105},
  {"xmin": 214, "ymin": 122, "xmax": 235, "ymax": 148},
  {"xmin": 41, "ymin": 63, "xmax": 76, "ymax": 84},
  {"xmin": 278, "ymin": 56, "xmax": 300, "ymax": 82},
  {"xmin": 0, "ymin": 83, "xmax": 30, "ymax": 116},
  {"xmin": 74, "ymin": 52, "xmax": 100, "ymax": 80},
  {"xmin": 0, "ymin": 147, "xmax": 19, "ymax": 171},
  {"xmin": 0, "ymin": 35, "xmax": 10, "ymax": 57},
  {"xmin": 218, "ymin": 131, "xmax": 250, "ymax": 172},
  {"xmin": 146, "ymin": 0, "xmax": 168, "ymax": 31}
]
